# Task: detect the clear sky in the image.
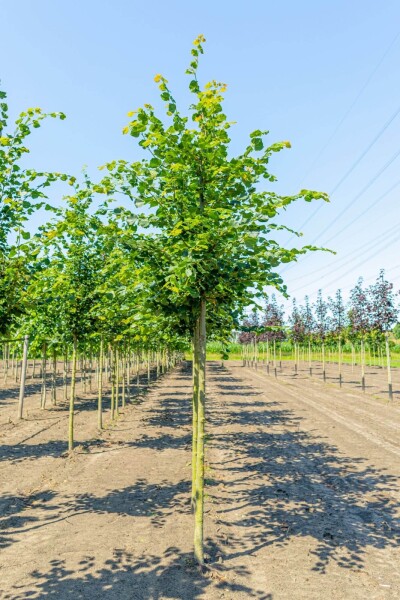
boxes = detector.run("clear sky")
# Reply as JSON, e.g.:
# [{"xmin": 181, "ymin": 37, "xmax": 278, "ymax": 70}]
[{"xmin": 1, "ymin": 0, "xmax": 400, "ymax": 309}]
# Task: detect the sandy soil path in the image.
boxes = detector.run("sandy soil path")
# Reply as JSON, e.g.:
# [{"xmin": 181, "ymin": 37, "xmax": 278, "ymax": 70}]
[{"xmin": 0, "ymin": 362, "xmax": 399, "ymax": 599}]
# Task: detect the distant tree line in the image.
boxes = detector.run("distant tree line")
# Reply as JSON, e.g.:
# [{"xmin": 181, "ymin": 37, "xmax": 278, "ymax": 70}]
[{"xmin": 239, "ymin": 270, "xmax": 399, "ymax": 346}]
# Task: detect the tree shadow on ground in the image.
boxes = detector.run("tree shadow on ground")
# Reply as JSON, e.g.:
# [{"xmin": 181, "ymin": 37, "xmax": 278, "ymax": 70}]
[
  {"xmin": 2, "ymin": 547, "xmax": 272, "ymax": 599},
  {"xmin": 208, "ymin": 362, "xmax": 400, "ymax": 574},
  {"xmin": 123, "ymin": 364, "xmax": 192, "ymax": 452},
  {"xmin": 72, "ymin": 478, "xmax": 191, "ymax": 528},
  {"xmin": 7, "ymin": 360, "xmax": 398, "ymax": 595},
  {"xmin": 1, "ymin": 475, "xmax": 271, "ymax": 598},
  {"xmin": 0, "ymin": 491, "xmax": 59, "ymax": 550},
  {"xmin": 0, "ymin": 367, "xmax": 168, "ymax": 462},
  {"xmin": 0, "ymin": 439, "xmax": 68, "ymax": 463},
  {"xmin": 0, "ymin": 478, "xmax": 190, "ymax": 551}
]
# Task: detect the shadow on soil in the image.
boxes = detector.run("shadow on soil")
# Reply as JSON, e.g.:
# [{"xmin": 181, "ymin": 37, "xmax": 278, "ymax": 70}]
[
  {"xmin": 2, "ymin": 548, "xmax": 271, "ymax": 599},
  {"xmin": 0, "ymin": 369, "xmax": 164, "ymax": 463},
  {"xmin": 1, "ymin": 363, "xmax": 270, "ymax": 599},
  {"xmin": 208, "ymin": 362, "xmax": 400, "ymax": 575},
  {"xmin": 2, "ymin": 361, "xmax": 399, "ymax": 598}
]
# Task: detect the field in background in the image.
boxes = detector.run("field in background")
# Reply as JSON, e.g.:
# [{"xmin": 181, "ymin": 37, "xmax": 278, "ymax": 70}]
[{"xmin": 186, "ymin": 340, "xmax": 400, "ymax": 367}]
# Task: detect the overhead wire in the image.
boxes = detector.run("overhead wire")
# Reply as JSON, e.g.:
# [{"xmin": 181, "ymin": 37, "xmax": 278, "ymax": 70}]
[
  {"xmin": 284, "ymin": 29, "xmax": 400, "ymax": 246},
  {"xmin": 323, "ymin": 177, "xmax": 400, "ymax": 245},
  {"xmin": 287, "ymin": 219, "xmax": 400, "ymax": 284},
  {"xmin": 289, "ymin": 228, "xmax": 400, "ymax": 297},
  {"xmin": 308, "ymin": 144, "xmax": 400, "ymax": 245},
  {"xmin": 297, "ymin": 29, "xmax": 400, "ymax": 188},
  {"xmin": 280, "ymin": 169, "xmax": 400, "ymax": 276}
]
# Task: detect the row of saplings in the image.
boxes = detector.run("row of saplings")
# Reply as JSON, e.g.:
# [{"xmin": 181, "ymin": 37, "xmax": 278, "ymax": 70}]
[
  {"xmin": 0, "ymin": 336, "xmax": 182, "ymax": 449},
  {"xmin": 241, "ymin": 337, "xmax": 395, "ymax": 398}
]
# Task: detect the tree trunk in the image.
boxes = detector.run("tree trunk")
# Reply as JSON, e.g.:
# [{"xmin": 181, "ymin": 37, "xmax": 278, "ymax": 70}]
[
  {"xmin": 122, "ymin": 348, "xmax": 126, "ymax": 408},
  {"xmin": 191, "ymin": 319, "xmax": 199, "ymax": 509},
  {"xmin": 361, "ymin": 339, "xmax": 366, "ymax": 391},
  {"xmin": 111, "ymin": 345, "xmax": 116, "ymax": 420},
  {"xmin": 115, "ymin": 345, "xmax": 120, "ymax": 416},
  {"xmin": 69, "ymin": 336, "xmax": 77, "ymax": 452},
  {"xmin": 40, "ymin": 343, "xmax": 47, "ymax": 409},
  {"xmin": 98, "ymin": 337, "xmax": 104, "ymax": 429},
  {"xmin": 194, "ymin": 298, "xmax": 206, "ymax": 565},
  {"xmin": 51, "ymin": 348, "xmax": 57, "ymax": 405},
  {"xmin": 63, "ymin": 347, "xmax": 68, "ymax": 401},
  {"xmin": 17, "ymin": 336, "xmax": 29, "ymax": 420},
  {"xmin": 126, "ymin": 344, "xmax": 131, "ymax": 401},
  {"xmin": 385, "ymin": 332, "xmax": 393, "ymax": 400}
]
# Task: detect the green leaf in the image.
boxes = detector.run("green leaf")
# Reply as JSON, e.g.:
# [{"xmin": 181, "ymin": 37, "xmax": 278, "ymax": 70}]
[{"xmin": 253, "ymin": 138, "xmax": 263, "ymax": 151}]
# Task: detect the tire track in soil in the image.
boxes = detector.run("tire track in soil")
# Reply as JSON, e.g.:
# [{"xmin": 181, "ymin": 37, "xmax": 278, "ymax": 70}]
[
  {"xmin": 1, "ymin": 361, "xmax": 400, "ymax": 599},
  {"xmin": 242, "ymin": 367, "xmax": 400, "ymax": 460},
  {"xmin": 0, "ymin": 364, "xmax": 269, "ymax": 600},
  {"xmin": 206, "ymin": 362, "xmax": 400, "ymax": 600}
]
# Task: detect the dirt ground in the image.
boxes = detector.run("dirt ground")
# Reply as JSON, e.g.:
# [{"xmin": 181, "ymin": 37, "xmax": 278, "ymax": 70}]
[{"xmin": 0, "ymin": 361, "xmax": 399, "ymax": 599}]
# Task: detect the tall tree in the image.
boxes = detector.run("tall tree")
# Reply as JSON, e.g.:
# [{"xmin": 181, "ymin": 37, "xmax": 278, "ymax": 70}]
[
  {"xmin": 367, "ymin": 270, "xmax": 399, "ymax": 399},
  {"xmin": 348, "ymin": 277, "xmax": 370, "ymax": 390},
  {"xmin": 0, "ymin": 87, "xmax": 70, "ymax": 337},
  {"xmin": 262, "ymin": 294, "xmax": 286, "ymax": 342},
  {"xmin": 0, "ymin": 88, "xmax": 68, "ymax": 248},
  {"xmin": 301, "ymin": 295, "xmax": 315, "ymax": 340},
  {"xmin": 314, "ymin": 289, "xmax": 329, "ymax": 380},
  {"xmin": 348, "ymin": 278, "xmax": 370, "ymax": 338},
  {"xmin": 368, "ymin": 270, "xmax": 398, "ymax": 335},
  {"xmin": 100, "ymin": 35, "xmax": 328, "ymax": 564},
  {"xmin": 328, "ymin": 289, "xmax": 346, "ymax": 340}
]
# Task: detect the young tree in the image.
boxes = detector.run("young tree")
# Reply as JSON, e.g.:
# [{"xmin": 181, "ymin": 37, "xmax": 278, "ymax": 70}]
[
  {"xmin": 0, "ymin": 88, "xmax": 68, "ymax": 248},
  {"xmin": 328, "ymin": 289, "xmax": 346, "ymax": 338},
  {"xmin": 26, "ymin": 191, "xmax": 104, "ymax": 448},
  {"xmin": 348, "ymin": 278, "xmax": 369, "ymax": 390},
  {"xmin": 328, "ymin": 289, "xmax": 347, "ymax": 385},
  {"xmin": 368, "ymin": 270, "xmax": 399, "ymax": 399},
  {"xmin": 314, "ymin": 290, "xmax": 329, "ymax": 380},
  {"xmin": 262, "ymin": 294, "xmax": 286, "ymax": 342},
  {"xmin": 368, "ymin": 270, "xmax": 398, "ymax": 334},
  {"xmin": 100, "ymin": 36, "xmax": 328, "ymax": 564},
  {"xmin": 289, "ymin": 299, "xmax": 306, "ymax": 371},
  {"xmin": 0, "ymin": 88, "xmax": 69, "ymax": 338},
  {"xmin": 301, "ymin": 295, "xmax": 315, "ymax": 375}
]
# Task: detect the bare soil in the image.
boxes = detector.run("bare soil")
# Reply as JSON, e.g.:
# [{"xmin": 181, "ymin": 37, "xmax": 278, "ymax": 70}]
[{"xmin": 0, "ymin": 361, "xmax": 399, "ymax": 599}]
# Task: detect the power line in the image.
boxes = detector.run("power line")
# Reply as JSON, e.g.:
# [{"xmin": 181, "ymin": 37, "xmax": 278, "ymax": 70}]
[
  {"xmin": 309, "ymin": 145, "xmax": 400, "ymax": 244},
  {"xmin": 284, "ymin": 30, "xmax": 400, "ymax": 247},
  {"xmin": 298, "ymin": 29, "xmax": 400, "ymax": 188},
  {"xmin": 289, "ymin": 229, "xmax": 400, "ymax": 297},
  {"xmin": 283, "ymin": 104, "xmax": 400, "ymax": 251},
  {"xmin": 287, "ymin": 219, "xmax": 400, "ymax": 283},
  {"xmin": 321, "ymin": 178, "xmax": 400, "ymax": 245},
  {"xmin": 281, "ymin": 175, "xmax": 400, "ymax": 275}
]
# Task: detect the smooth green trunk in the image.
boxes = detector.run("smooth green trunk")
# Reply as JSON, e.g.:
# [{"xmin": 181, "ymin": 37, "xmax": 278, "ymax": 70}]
[
  {"xmin": 51, "ymin": 349, "xmax": 57, "ymax": 405},
  {"xmin": 40, "ymin": 343, "xmax": 47, "ymax": 409},
  {"xmin": 110, "ymin": 346, "xmax": 116, "ymax": 420},
  {"xmin": 191, "ymin": 319, "xmax": 200, "ymax": 509},
  {"xmin": 385, "ymin": 333, "xmax": 393, "ymax": 400},
  {"xmin": 194, "ymin": 299, "xmax": 206, "ymax": 565},
  {"xmin": 68, "ymin": 336, "xmax": 77, "ymax": 452},
  {"xmin": 98, "ymin": 337, "xmax": 104, "ymax": 429},
  {"xmin": 122, "ymin": 349, "xmax": 126, "ymax": 408},
  {"xmin": 115, "ymin": 346, "xmax": 120, "ymax": 416}
]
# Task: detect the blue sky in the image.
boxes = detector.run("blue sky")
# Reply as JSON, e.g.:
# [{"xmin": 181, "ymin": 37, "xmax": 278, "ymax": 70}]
[{"xmin": 1, "ymin": 0, "xmax": 400, "ymax": 308}]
